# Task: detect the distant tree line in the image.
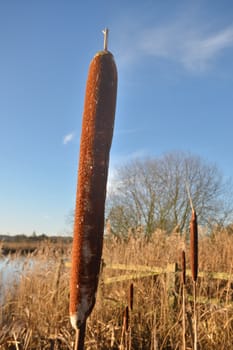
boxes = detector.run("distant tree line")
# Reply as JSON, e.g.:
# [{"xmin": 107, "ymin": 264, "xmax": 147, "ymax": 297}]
[
  {"xmin": 0, "ymin": 233, "xmax": 72, "ymax": 243},
  {"xmin": 106, "ymin": 152, "xmax": 233, "ymax": 239}
]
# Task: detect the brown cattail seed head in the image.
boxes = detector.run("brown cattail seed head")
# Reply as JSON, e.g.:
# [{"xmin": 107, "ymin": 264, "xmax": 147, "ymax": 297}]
[
  {"xmin": 124, "ymin": 306, "xmax": 129, "ymax": 332},
  {"xmin": 190, "ymin": 209, "xmax": 198, "ymax": 282},
  {"xmin": 181, "ymin": 250, "xmax": 186, "ymax": 285},
  {"xmin": 129, "ymin": 283, "xmax": 134, "ymax": 311},
  {"xmin": 69, "ymin": 49, "xmax": 117, "ymax": 330}
]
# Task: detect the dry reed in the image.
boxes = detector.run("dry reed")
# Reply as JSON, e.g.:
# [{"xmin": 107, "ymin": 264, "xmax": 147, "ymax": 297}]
[{"xmin": 1, "ymin": 228, "xmax": 233, "ymax": 349}]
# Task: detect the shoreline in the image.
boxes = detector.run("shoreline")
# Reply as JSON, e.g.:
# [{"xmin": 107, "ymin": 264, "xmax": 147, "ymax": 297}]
[{"xmin": 0, "ymin": 235, "xmax": 72, "ymax": 255}]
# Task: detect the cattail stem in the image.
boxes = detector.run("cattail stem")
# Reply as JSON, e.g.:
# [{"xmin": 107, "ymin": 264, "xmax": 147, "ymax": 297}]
[
  {"xmin": 74, "ymin": 321, "xmax": 86, "ymax": 350},
  {"xmin": 190, "ymin": 209, "xmax": 198, "ymax": 350},
  {"xmin": 102, "ymin": 27, "xmax": 109, "ymax": 51},
  {"xmin": 193, "ymin": 281, "xmax": 197, "ymax": 350},
  {"xmin": 182, "ymin": 286, "xmax": 186, "ymax": 350},
  {"xmin": 181, "ymin": 250, "xmax": 186, "ymax": 350}
]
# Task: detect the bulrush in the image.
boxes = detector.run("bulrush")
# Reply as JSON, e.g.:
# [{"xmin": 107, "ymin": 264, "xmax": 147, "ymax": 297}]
[
  {"xmin": 190, "ymin": 209, "xmax": 198, "ymax": 282},
  {"xmin": 69, "ymin": 28, "xmax": 117, "ymax": 334},
  {"xmin": 181, "ymin": 250, "xmax": 186, "ymax": 286},
  {"xmin": 129, "ymin": 283, "xmax": 134, "ymax": 311}
]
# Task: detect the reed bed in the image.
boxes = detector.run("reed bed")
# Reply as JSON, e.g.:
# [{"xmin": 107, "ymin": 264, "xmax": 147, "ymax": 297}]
[{"xmin": 1, "ymin": 228, "xmax": 233, "ymax": 349}]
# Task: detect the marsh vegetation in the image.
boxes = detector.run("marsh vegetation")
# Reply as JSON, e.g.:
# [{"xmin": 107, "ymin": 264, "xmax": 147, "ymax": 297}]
[{"xmin": 1, "ymin": 227, "xmax": 233, "ymax": 349}]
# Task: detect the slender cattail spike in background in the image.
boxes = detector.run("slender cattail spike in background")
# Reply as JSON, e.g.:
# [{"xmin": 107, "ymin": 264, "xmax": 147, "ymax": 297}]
[
  {"xmin": 69, "ymin": 29, "xmax": 117, "ymax": 331},
  {"xmin": 124, "ymin": 306, "xmax": 129, "ymax": 333},
  {"xmin": 181, "ymin": 250, "xmax": 186, "ymax": 286},
  {"xmin": 129, "ymin": 283, "xmax": 134, "ymax": 311},
  {"xmin": 190, "ymin": 209, "xmax": 198, "ymax": 282}
]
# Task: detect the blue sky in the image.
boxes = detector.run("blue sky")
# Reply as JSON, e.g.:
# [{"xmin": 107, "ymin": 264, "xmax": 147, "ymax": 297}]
[{"xmin": 1, "ymin": 1, "xmax": 233, "ymax": 235}]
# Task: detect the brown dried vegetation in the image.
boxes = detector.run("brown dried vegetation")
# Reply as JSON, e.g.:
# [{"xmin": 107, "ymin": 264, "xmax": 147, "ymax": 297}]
[{"xmin": 1, "ymin": 227, "xmax": 233, "ymax": 349}]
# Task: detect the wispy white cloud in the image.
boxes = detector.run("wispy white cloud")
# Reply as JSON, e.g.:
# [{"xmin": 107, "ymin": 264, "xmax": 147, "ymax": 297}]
[
  {"xmin": 63, "ymin": 132, "xmax": 75, "ymax": 145},
  {"xmin": 115, "ymin": 17, "xmax": 233, "ymax": 73},
  {"xmin": 181, "ymin": 26, "xmax": 233, "ymax": 71}
]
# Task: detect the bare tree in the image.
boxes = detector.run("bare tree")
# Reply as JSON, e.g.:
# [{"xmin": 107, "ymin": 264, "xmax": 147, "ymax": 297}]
[{"xmin": 106, "ymin": 152, "xmax": 233, "ymax": 238}]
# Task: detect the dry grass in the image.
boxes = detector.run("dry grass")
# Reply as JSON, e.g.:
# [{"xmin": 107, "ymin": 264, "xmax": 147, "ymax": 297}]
[{"xmin": 1, "ymin": 228, "xmax": 233, "ymax": 349}]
